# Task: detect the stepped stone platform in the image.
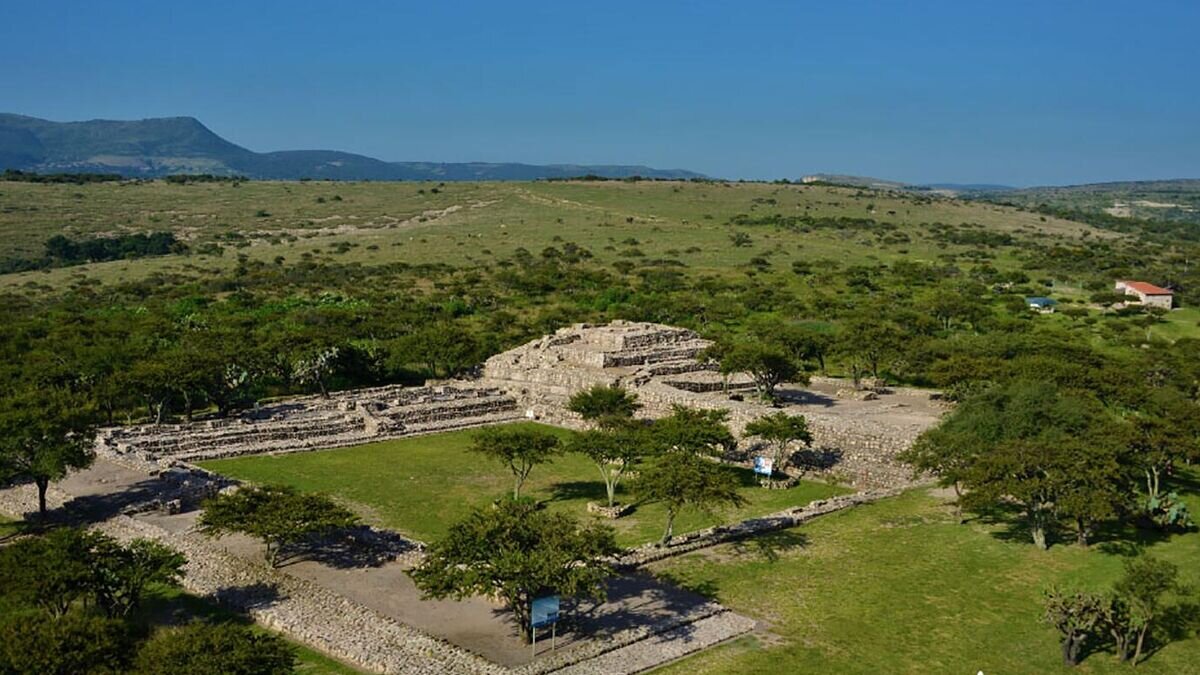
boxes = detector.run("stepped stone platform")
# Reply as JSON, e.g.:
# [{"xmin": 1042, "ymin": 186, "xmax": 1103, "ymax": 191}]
[
  {"xmin": 97, "ymin": 384, "xmax": 523, "ymax": 464},
  {"xmin": 483, "ymin": 321, "xmax": 944, "ymax": 489}
]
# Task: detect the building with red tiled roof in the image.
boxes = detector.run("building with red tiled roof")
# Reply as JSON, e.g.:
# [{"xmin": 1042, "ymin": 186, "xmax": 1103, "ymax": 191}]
[{"xmin": 1115, "ymin": 280, "xmax": 1173, "ymax": 309}]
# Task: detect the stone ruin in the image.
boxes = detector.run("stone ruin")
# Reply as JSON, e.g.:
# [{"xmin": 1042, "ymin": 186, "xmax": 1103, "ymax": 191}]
[
  {"xmin": 482, "ymin": 321, "xmax": 944, "ymax": 489},
  {"xmin": 97, "ymin": 320, "xmax": 941, "ymax": 489},
  {"xmin": 98, "ymin": 384, "xmax": 522, "ymax": 464}
]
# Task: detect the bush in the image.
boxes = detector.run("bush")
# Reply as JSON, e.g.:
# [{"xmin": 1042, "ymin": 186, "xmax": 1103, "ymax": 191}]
[
  {"xmin": 0, "ymin": 612, "xmax": 135, "ymax": 674},
  {"xmin": 132, "ymin": 622, "xmax": 296, "ymax": 675}
]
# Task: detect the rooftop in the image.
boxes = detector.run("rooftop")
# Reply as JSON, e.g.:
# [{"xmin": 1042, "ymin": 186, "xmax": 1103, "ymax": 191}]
[{"xmin": 1120, "ymin": 280, "xmax": 1172, "ymax": 295}]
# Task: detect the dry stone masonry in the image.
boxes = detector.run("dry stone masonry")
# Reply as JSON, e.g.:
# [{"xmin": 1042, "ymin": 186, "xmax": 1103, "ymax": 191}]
[
  {"xmin": 484, "ymin": 321, "xmax": 943, "ymax": 489},
  {"xmin": 97, "ymin": 384, "xmax": 522, "ymax": 463}
]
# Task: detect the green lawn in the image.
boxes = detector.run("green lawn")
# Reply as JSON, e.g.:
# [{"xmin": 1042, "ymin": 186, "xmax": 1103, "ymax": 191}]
[
  {"xmin": 1151, "ymin": 307, "xmax": 1200, "ymax": 342},
  {"xmin": 0, "ymin": 515, "xmax": 20, "ymax": 539},
  {"xmin": 650, "ymin": 474, "xmax": 1200, "ymax": 674},
  {"xmin": 199, "ymin": 423, "xmax": 849, "ymax": 547}
]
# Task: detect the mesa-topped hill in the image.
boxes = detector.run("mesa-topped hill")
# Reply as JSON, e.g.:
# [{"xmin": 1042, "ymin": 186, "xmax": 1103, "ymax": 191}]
[{"xmin": 0, "ymin": 113, "xmax": 705, "ymax": 181}]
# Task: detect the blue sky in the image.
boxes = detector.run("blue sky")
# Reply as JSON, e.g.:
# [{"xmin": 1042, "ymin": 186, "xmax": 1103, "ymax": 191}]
[{"xmin": 2, "ymin": 1, "xmax": 1197, "ymax": 185}]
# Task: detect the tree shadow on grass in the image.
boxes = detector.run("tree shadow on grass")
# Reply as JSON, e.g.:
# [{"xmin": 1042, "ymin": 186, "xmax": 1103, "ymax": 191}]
[
  {"xmin": 544, "ymin": 480, "xmax": 606, "ymax": 504},
  {"xmin": 729, "ymin": 530, "xmax": 809, "ymax": 562}
]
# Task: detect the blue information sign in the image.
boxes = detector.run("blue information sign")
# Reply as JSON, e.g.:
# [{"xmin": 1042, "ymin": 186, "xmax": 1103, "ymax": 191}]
[
  {"xmin": 753, "ymin": 456, "xmax": 774, "ymax": 476},
  {"xmin": 531, "ymin": 595, "xmax": 560, "ymax": 629}
]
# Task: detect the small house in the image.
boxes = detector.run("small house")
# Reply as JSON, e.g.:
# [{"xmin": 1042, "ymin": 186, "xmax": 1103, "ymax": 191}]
[
  {"xmin": 1115, "ymin": 280, "xmax": 1173, "ymax": 309},
  {"xmin": 1025, "ymin": 297, "xmax": 1057, "ymax": 314}
]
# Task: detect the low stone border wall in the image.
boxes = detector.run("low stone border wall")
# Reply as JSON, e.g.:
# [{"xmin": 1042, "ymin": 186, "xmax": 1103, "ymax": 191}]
[{"xmin": 616, "ymin": 486, "xmax": 911, "ymax": 567}]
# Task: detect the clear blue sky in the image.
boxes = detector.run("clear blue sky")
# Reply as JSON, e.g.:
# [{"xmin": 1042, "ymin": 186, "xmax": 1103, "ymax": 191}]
[{"xmin": 2, "ymin": 1, "xmax": 1197, "ymax": 185}]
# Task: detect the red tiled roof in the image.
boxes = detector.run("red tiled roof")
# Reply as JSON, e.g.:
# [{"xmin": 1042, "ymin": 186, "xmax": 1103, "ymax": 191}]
[{"xmin": 1123, "ymin": 281, "xmax": 1172, "ymax": 295}]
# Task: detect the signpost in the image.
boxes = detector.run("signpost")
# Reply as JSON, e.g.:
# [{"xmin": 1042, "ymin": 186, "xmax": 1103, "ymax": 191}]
[
  {"xmin": 753, "ymin": 456, "xmax": 773, "ymax": 477},
  {"xmin": 530, "ymin": 595, "xmax": 560, "ymax": 656}
]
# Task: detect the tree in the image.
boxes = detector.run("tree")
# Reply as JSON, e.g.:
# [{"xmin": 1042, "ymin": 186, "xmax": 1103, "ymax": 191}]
[
  {"xmin": 88, "ymin": 537, "xmax": 187, "ymax": 618},
  {"xmin": 633, "ymin": 451, "xmax": 745, "ymax": 543},
  {"xmin": 744, "ymin": 412, "xmax": 813, "ymax": 483},
  {"xmin": 0, "ymin": 612, "xmax": 134, "ymax": 675},
  {"xmin": 649, "ymin": 405, "xmax": 736, "ymax": 458},
  {"xmin": 836, "ymin": 318, "xmax": 903, "ymax": 385},
  {"xmin": 470, "ymin": 426, "xmax": 562, "ymax": 500},
  {"xmin": 0, "ymin": 387, "xmax": 96, "ymax": 516},
  {"xmin": 133, "ymin": 623, "xmax": 297, "ymax": 675},
  {"xmin": 409, "ymin": 500, "xmax": 618, "ymax": 643},
  {"xmin": 899, "ymin": 422, "xmax": 982, "ymax": 523},
  {"xmin": 198, "ymin": 485, "xmax": 359, "ymax": 567},
  {"xmin": 942, "ymin": 381, "xmax": 1130, "ymax": 549},
  {"xmin": 0, "ymin": 527, "xmax": 94, "ymax": 616},
  {"xmin": 708, "ymin": 341, "xmax": 802, "ymax": 401},
  {"xmin": 0, "ymin": 528, "xmax": 186, "ymax": 618},
  {"xmin": 1129, "ymin": 390, "xmax": 1198, "ymax": 528},
  {"xmin": 568, "ymin": 424, "xmax": 645, "ymax": 508},
  {"xmin": 1111, "ymin": 556, "xmax": 1180, "ymax": 666},
  {"xmin": 566, "ymin": 384, "xmax": 641, "ymax": 428},
  {"xmin": 1043, "ymin": 587, "xmax": 1104, "ymax": 666}
]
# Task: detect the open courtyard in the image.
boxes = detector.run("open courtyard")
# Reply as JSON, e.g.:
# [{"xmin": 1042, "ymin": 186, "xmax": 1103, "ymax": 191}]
[{"xmin": 198, "ymin": 423, "xmax": 850, "ymax": 547}]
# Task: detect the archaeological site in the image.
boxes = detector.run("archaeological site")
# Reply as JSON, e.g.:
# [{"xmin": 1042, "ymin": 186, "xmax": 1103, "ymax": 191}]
[{"xmin": 1, "ymin": 321, "xmax": 942, "ymax": 674}]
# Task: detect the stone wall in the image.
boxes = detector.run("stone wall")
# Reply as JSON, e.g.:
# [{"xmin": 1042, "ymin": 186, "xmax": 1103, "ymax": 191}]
[{"xmin": 97, "ymin": 384, "xmax": 522, "ymax": 464}]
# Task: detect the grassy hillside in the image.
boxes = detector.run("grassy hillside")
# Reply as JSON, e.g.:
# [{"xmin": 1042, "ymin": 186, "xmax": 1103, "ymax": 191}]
[{"xmin": 0, "ymin": 178, "xmax": 1112, "ymax": 288}]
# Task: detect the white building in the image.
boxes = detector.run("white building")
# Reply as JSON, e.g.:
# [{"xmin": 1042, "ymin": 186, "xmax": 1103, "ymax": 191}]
[{"xmin": 1115, "ymin": 280, "xmax": 1173, "ymax": 309}]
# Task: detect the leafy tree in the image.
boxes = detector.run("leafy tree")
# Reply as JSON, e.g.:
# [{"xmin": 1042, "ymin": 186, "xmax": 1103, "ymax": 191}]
[
  {"xmin": 0, "ymin": 527, "xmax": 94, "ymax": 616},
  {"xmin": 648, "ymin": 405, "xmax": 736, "ymax": 458},
  {"xmin": 633, "ymin": 451, "xmax": 745, "ymax": 543},
  {"xmin": 470, "ymin": 426, "xmax": 562, "ymax": 499},
  {"xmin": 0, "ymin": 612, "xmax": 134, "ymax": 675},
  {"xmin": 1129, "ymin": 390, "xmax": 1199, "ymax": 527},
  {"xmin": 944, "ymin": 381, "xmax": 1130, "ymax": 549},
  {"xmin": 133, "ymin": 623, "xmax": 297, "ymax": 675},
  {"xmin": 568, "ymin": 424, "xmax": 645, "ymax": 508},
  {"xmin": 899, "ymin": 420, "xmax": 983, "ymax": 523},
  {"xmin": 88, "ymin": 537, "xmax": 187, "ymax": 618},
  {"xmin": 566, "ymin": 384, "xmax": 641, "ymax": 428},
  {"xmin": 1042, "ymin": 587, "xmax": 1104, "ymax": 667},
  {"xmin": 744, "ymin": 412, "xmax": 813, "ymax": 482},
  {"xmin": 836, "ymin": 318, "xmax": 903, "ymax": 385},
  {"xmin": 0, "ymin": 387, "xmax": 96, "ymax": 516},
  {"xmin": 198, "ymin": 485, "xmax": 359, "ymax": 567},
  {"xmin": 1111, "ymin": 556, "xmax": 1180, "ymax": 665},
  {"xmin": 409, "ymin": 499, "xmax": 618, "ymax": 643},
  {"xmin": 708, "ymin": 340, "xmax": 802, "ymax": 401},
  {"xmin": 0, "ymin": 528, "xmax": 186, "ymax": 618}
]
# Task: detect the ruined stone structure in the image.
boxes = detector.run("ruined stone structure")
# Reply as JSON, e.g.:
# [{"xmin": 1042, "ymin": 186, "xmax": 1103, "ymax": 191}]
[
  {"xmin": 98, "ymin": 384, "xmax": 521, "ymax": 464},
  {"xmin": 483, "ymin": 321, "xmax": 943, "ymax": 489}
]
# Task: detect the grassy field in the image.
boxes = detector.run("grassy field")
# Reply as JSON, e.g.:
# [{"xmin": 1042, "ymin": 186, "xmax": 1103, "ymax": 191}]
[
  {"xmin": 1151, "ymin": 307, "xmax": 1200, "ymax": 342},
  {"xmin": 199, "ymin": 423, "xmax": 849, "ymax": 547},
  {"xmin": 0, "ymin": 179, "xmax": 1106, "ymax": 290},
  {"xmin": 650, "ymin": 474, "xmax": 1200, "ymax": 674}
]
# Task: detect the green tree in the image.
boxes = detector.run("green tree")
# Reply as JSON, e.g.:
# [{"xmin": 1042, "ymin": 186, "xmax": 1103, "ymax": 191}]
[
  {"xmin": 568, "ymin": 424, "xmax": 645, "ymax": 508},
  {"xmin": 470, "ymin": 426, "xmax": 562, "ymax": 500},
  {"xmin": 133, "ymin": 623, "xmax": 297, "ymax": 675},
  {"xmin": 0, "ymin": 612, "xmax": 134, "ymax": 675},
  {"xmin": 566, "ymin": 384, "xmax": 641, "ymax": 428},
  {"xmin": 0, "ymin": 527, "xmax": 94, "ymax": 616},
  {"xmin": 649, "ymin": 405, "xmax": 736, "ymax": 458},
  {"xmin": 88, "ymin": 537, "xmax": 187, "ymax": 618},
  {"xmin": 409, "ymin": 500, "xmax": 618, "ymax": 643},
  {"xmin": 1042, "ymin": 587, "xmax": 1104, "ymax": 667},
  {"xmin": 1111, "ymin": 556, "xmax": 1180, "ymax": 665},
  {"xmin": 836, "ymin": 318, "xmax": 903, "ymax": 385},
  {"xmin": 744, "ymin": 412, "xmax": 813, "ymax": 483},
  {"xmin": 947, "ymin": 381, "xmax": 1130, "ymax": 549},
  {"xmin": 709, "ymin": 341, "xmax": 802, "ymax": 401},
  {"xmin": 633, "ymin": 451, "xmax": 745, "ymax": 543},
  {"xmin": 197, "ymin": 485, "xmax": 359, "ymax": 567},
  {"xmin": 0, "ymin": 387, "xmax": 96, "ymax": 516}
]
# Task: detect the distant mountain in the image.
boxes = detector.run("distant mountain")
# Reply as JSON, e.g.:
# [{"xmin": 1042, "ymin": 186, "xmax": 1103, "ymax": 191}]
[{"xmin": 0, "ymin": 114, "xmax": 705, "ymax": 181}]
